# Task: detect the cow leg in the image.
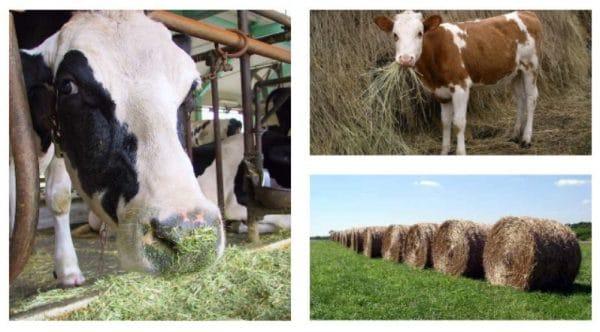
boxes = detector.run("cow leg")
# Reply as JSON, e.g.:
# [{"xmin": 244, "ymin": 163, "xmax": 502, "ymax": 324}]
[
  {"xmin": 521, "ymin": 70, "xmax": 538, "ymax": 148},
  {"xmin": 440, "ymin": 102, "xmax": 454, "ymax": 155},
  {"xmin": 46, "ymin": 157, "xmax": 85, "ymax": 287},
  {"xmin": 510, "ymin": 72, "xmax": 526, "ymax": 142},
  {"xmin": 452, "ymin": 87, "xmax": 470, "ymax": 155}
]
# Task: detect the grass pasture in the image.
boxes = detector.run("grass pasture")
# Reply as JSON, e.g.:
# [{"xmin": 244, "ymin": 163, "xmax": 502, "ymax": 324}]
[{"xmin": 310, "ymin": 240, "xmax": 591, "ymax": 320}]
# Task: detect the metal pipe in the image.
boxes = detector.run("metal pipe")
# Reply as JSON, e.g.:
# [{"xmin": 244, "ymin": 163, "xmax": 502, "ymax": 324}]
[
  {"xmin": 149, "ymin": 10, "xmax": 291, "ymax": 63},
  {"xmin": 253, "ymin": 84, "xmax": 264, "ymax": 182},
  {"xmin": 238, "ymin": 10, "xmax": 259, "ymax": 243},
  {"xmin": 192, "ymin": 30, "xmax": 291, "ymax": 63},
  {"xmin": 9, "ymin": 12, "xmax": 40, "ymax": 283},
  {"xmin": 250, "ymin": 10, "xmax": 291, "ymax": 29},
  {"xmin": 208, "ymin": 55, "xmax": 226, "ymax": 216},
  {"xmin": 255, "ymin": 76, "xmax": 291, "ymax": 88}
]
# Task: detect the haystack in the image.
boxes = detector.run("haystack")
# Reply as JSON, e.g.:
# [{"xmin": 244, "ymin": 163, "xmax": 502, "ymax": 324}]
[
  {"xmin": 483, "ymin": 216, "xmax": 581, "ymax": 291},
  {"xmin": 431, "ymin": 220, "xmax": 488, "ymax": 278},
  {"xmin": 403, "ymin": 223, "xmax": 438, "ymax": 268},
  {"xmin": 382, "ymin": 225, "xmax": 410, "ymax": 262},
  {"xmin": 364, "ymin": 226, "xmax": 388, "ymax": 258}
]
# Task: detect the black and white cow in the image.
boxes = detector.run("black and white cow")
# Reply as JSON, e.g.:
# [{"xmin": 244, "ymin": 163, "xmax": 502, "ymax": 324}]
[
  {"xmin": 192, "ymin": 88, "xmax": 291, "ymax": 234},
  {"xmin": 191, "ymin": 118, "xmax": 242, "ymax": 147},
  {"xmin": 10, "ymin": 11, "xmax": 225, "ymax": 286}
]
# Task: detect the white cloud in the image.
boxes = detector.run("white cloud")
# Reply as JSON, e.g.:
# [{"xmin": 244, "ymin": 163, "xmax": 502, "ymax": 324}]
[
  {"xmin": 414, "ymin": 180, "xmax": 441, "ymax": 187},
  {"xmin": 582, "ymin": 199, "xmax": 591, "ymax": 205},
  {"xmin": 554, "ymin": 179, "xmax": 588, "ymax": 187}
]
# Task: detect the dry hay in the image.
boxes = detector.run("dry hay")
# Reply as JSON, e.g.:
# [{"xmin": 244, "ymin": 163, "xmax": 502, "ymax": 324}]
[
  {"xmin": 382, "ymin": 225, "xmax": 410, "ymax": 262},
  {"xmin": 343, "ymin": 230, "xmax": 351, "ymax": 248},
  {"xmin": 483, "ymin": 216, "xmax": 581, "ymax": 291},
  {"xmin": 403, "ymin": 223, "xmax": 439, "ymax": 268},
  {"xmin": 310, "ymin": 10, "xmax": 590, "ymax": 155},
  {"xmin": 363, "ymin": 226, "xmax": 388, "ymax": 258},
  {"xmin": 350, "ymin": 228, "xmax": 367, "ymax": 253},
  {"xmin": 431, "ymin": 220, "xmax": 489, "ymax": 278}
]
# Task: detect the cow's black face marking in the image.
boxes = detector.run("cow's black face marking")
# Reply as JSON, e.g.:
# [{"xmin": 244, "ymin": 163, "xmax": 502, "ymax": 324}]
[
  {"xmin": 176, "ymin": 85, "xmax": 197, "ymax": 151},
  {"xmin": 20, "ymin": 52, "xmax": 54, "ymax": 152},
  {"xmin": 55, "ymin": 50, "xmax": 139, "ymax": 222}
]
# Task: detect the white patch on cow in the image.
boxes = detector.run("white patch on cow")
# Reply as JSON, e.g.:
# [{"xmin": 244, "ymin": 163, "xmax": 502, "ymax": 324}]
[
  {"xmin": 440, "ymin": 23, "xmax": 467, "ymax": 50},
  {"xmin": 434, "ymin": 85, "xmax": 454, "ymax": 101},
  {"xmin": 505, "ymin": 11, "xmax": 528, "ymax": 32},
  {"xmin": 197, "ymin": 134, "xmax": 247, "ymax": 221},
  {"xmin": 45, "ymin": 156, "xmax": 85, "ymax": 286},
  {"xmin": 21, "ymin": 32, "xmax": 59, "ymax": 68}
]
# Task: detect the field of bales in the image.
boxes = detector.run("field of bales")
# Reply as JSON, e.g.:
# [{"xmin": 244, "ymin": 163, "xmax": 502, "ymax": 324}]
[
  {"xmin": 310, "ymin": 10, "xmax": 591, "ymax": 155},
  {"xmin": 310, "ymin": 240, "xmax": 591, "ymax": 320}
]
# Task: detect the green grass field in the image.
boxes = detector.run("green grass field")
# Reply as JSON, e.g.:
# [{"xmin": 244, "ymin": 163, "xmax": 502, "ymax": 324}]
[{"xmin": 310, "ymin": 240, "xmax": 591, "ymax": 320}]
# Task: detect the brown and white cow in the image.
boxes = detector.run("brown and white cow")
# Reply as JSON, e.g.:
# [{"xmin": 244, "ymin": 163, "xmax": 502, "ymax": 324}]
[{"xmin": 375, "ymin": 11, "xmax": 542, "ymax": 155}]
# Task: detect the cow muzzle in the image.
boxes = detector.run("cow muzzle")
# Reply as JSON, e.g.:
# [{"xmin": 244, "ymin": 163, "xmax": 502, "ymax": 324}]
[
  {"xmin": 116, "ymin": 209, "xmax": 224, "ymax": 273},
  {"xmin": 396, "ymin": 54, "xmax": 416, "ymax": 68}
]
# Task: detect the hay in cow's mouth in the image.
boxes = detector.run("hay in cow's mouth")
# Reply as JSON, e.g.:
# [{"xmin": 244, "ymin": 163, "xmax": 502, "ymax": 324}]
[{"xmin": 143, "ymin": 227, "xmax": 218, "ymax": 274}]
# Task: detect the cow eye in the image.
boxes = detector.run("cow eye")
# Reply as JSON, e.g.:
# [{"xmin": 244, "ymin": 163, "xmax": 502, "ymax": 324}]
[
  {"xmin": 418, "ymin": 31, "xmax": 423, "ymax": 38},
  {"xmin": 58, "ymin": 80, "xmax": 79, "ymax": 96},
  {"xmin": 393, "ymin": 33, "xmax": 399, "ymax": 41}
]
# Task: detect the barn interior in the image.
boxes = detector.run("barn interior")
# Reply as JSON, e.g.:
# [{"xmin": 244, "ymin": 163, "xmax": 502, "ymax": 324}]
[{"xmin": 9, "ymin": 10, "xmax": 291, "ymax": 320}]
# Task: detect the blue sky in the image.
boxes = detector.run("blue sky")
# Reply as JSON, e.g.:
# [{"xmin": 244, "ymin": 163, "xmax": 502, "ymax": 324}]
[{"xmin": 310, "ymin": 175, "xmax": 591, "ymax": 236}]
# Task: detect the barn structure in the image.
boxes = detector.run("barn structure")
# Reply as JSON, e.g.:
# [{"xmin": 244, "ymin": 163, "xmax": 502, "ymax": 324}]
[{"xmin": 9, "ymin": 10, "xmax": 291, "ymax": 319}]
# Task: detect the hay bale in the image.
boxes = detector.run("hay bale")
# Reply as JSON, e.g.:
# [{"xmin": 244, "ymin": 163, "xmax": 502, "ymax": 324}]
[
  {"xmin": 403, "ymin": 223, "xmax": 438, "ymax": 268},
  {"xmin": 364, "ymin": 226, "xmax": 388, "ymax": 258},
  {"xmin": 483, "ymin": 216, "xmax": 581, "ymax": 291},
  {"xmin": 382, "ymin": 225, "xmax": 410, "ymax": 262},
  {"xmin": 350, "ymin": 228, "xmax": 367, "ymax": 253},
  {"xmin": 310, "ymin": 10, "xmax": 590, "ymax": 155},
  {"xmin": 432, "ymin": 220, "xmax": 488, "ymax": 278}
]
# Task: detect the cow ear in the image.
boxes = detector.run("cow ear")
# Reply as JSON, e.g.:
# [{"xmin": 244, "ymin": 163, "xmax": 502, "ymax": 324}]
[
  {"xmin": 423, "ymin": 15, "xmax": 442, "ymax": 33},
  {"xmin": 172, "ymin": 34, "xmax": 192, "ymax": 55},
  {"xmin": 374, "ymin": 16, "xmax": 394, "ymax": 32}
]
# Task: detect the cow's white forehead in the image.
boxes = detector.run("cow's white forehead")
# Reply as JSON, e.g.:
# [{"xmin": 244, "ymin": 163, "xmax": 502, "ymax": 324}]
[
  {"xmin": 54, "ymin": 11, "xmax": 199, "ymax": 109},
  {"xmin": 394, "ymin": 10, "xmax": 423, "ymax": 24}
]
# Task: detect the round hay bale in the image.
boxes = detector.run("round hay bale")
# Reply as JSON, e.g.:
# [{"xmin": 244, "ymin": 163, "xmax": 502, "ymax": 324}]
[
  {"xmin": 343, "ymin": 230, "xmax": 351, "ymax": 248},
  {"xmin": 382, "ymin": 225, "xmax": 410, "ymax": 262},
  {"xmin": 364, "ymin": 226, "xmax": 388, "ymax": 258},
  {"xmin": 403, "ymin": 223, "xmax": 439, "ymax": 268},
  {"xmin": 483, "ymin": 216, "xmax": 581, "ymax": 291},
  {"xmin": 350, "ymin": 228, "xmax": 367, "ymax": 253},
  {"xmin": 432, "ymin": 220, "xmax": 488, "ymax": 278}
]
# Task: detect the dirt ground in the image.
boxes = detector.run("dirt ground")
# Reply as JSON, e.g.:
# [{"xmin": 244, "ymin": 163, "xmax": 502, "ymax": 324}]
[{"xmin": 405, "ymin": 89, "xmax": 591, "ymax": 155}]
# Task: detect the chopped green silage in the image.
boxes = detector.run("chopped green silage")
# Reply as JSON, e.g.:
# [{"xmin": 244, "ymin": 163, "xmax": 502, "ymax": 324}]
[{"xmin": 12, "ymin": 245, "xmax": 290, "ymax": 320}]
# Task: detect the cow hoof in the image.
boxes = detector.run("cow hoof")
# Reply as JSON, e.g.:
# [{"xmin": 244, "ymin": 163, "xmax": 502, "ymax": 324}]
[
  {"xmin": 520, "ymin": 141, "xmax": 532, "ymax": 149},
  {"xmin": 57, "ymin": 272, "xmax": 86, "ymax": 288}
]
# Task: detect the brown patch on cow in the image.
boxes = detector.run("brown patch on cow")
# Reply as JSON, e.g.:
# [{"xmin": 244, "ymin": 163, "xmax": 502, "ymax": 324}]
[
  {"xmin": 416, "ymin": 27, "xmax": 469, "ymax": 90},
  {"xmin": 415, "ymin": 11, "xmax": 542, "ymax": 90},
  {"xmin": 374, "ymin": 16, "xmax": 394, "ymax": 32},
  {"xmin": 423, "ymin": 15, "xmax": 442, "ymax": 33}
]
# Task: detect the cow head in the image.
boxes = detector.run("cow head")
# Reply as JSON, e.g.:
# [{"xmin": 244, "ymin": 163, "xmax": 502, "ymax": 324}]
[
  {"xmin": 22, "ymin": 11, "xmax": 224, "ymax": 272},
  {"xmin": 374, "ymin": 11, "xmax": 442, "ymax": 67}
]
